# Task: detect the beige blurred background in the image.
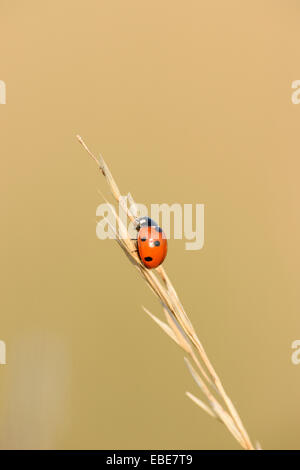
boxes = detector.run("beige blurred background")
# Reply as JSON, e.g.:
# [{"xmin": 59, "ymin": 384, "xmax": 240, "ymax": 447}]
[{"xmin": 0, "ymin": 0, "xmax": 300, "ymax": 450}]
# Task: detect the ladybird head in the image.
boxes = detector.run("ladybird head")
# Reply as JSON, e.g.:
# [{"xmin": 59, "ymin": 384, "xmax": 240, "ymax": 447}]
[{"xmin": 136, "ymin": 216, "xmax": 158, "ymax": 231}]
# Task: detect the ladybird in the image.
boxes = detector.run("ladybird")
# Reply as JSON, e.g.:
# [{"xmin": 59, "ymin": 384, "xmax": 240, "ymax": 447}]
[{"xmin": 136, "ymin": 217, "xmax": 168, "ymax": 269}]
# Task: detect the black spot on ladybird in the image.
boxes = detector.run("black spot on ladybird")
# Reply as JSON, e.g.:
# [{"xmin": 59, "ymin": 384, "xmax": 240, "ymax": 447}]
[
  {"xmin": 141, "ymin": 237, "xmax": 146, "ymax": 242},
  {"xmin": 154, "ymin": 241, "xmax": 160, "ymax": 246},
  {"xmin": 144, "ymin": 257, "xmax": 153, "ymax": 262}
]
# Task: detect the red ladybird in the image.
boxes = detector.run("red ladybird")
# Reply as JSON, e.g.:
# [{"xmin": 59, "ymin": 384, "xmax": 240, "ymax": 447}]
[{"xmin": 136, "ymin": 217, "xmax": 167, "ymax": 269}]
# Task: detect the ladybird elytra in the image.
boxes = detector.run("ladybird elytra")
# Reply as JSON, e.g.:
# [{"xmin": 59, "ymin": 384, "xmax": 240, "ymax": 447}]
[{"xmin": 136, "ymin": 217, "xmax": 168, "ymax": 269}]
